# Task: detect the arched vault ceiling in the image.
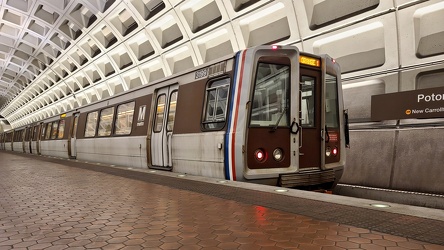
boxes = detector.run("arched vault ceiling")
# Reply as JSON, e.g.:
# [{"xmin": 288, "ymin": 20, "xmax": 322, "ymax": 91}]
[{"xmin": 1, "ymin": 0, "xmax": 444, "ymax": 128}]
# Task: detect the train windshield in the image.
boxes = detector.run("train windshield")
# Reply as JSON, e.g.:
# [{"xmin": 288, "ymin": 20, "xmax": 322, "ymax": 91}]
[
  {"xmin": 325, "ymin": 74, "xmax": 339, "ymax": 128},
  {"xmin": 250, "ymin": 63, "xmax": 290, "ymax": 127}
]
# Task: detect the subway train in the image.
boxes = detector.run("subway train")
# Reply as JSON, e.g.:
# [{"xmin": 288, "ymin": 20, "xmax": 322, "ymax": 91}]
[{"xmin": 0, "ymin": 45, "xmax": 349, "ymax": 189}]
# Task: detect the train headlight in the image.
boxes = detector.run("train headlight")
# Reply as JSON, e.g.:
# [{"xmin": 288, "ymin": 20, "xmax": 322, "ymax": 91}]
[
  {"xmin": 254, "ymin": 149, "xmax": 266, "ymax": 162},
  {"xmin": 326, "ymin": 147, "xmax": 331, "ymax": 157},
  {"xmin": 273, "ymin": 148, "xmax": 283, "ymax": 162}
]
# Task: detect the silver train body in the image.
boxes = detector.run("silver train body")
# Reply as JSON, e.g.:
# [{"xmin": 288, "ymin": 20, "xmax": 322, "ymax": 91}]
[{"xmin": 1, "ymin": 46, "xmax": 348, "ymax": 189}]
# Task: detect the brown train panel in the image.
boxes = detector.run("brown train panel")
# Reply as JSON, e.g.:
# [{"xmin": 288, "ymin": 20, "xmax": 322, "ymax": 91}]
[
  {"xmin": 173, "ymin": 79, "xmax": 207, "ymax": 134},
  {"xmin": 174, "ymin": 70, "xmax": 235, "ymax": 134},
  {"xmin": 325, "ymin": 128, "xmax": 341, "ymax": 164},
  {"xmin": 131, "ymin": 94, "xmax": 152, "ymax": 137},
  {"xmin": 246, "ymin": 128, "xmax": 291, "ymax": 169},
  {"xmin": 76, "ymin": 96, "xmax": 151, "ymax": 139},
  {"xmin": 62, "ymin": 117, "xmax": 73, "ymax": 140},
  {"xmin": 77, "ymin": 112, "xmax": 88, "ymax": 140}
]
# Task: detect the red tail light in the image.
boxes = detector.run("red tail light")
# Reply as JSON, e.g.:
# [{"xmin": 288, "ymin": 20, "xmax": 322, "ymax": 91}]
[
  {"xmin": 332, "ymin": 147, "xmax": 338, "ymax": 156},
  {"xmin": 254, "ymin": 149, "xmax": 266, "ymax": 162}
]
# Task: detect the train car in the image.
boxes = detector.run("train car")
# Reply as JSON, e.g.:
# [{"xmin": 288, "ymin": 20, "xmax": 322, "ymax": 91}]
[
  {"xmin": 1, "ymin": 45, "xmax": 349, "ymax": 189},
  {"xmin": 38, "ymin": 113, "xmax": 74, "ymax": 159}
]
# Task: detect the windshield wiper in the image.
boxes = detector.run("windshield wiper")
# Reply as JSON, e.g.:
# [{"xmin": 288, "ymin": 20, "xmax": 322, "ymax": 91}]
[{"xmin": 270, "ymin": 107, "xmax": 287, "ymax": 132}]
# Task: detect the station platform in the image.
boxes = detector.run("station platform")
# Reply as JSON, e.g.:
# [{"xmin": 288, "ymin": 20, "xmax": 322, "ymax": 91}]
[{"xmin": 0, "ymin": 151, "xmax": 443, "ymax": 250}]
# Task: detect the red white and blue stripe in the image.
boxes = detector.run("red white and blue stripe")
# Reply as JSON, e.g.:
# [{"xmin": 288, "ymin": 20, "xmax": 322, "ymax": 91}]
[{"xmin": 224, "ymin": 50, "xmax": 247, "ymax": 181}]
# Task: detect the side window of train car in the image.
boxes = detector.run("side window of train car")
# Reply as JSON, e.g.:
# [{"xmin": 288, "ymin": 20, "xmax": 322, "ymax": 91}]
[
  {"xmin": 98, "ymin": 107, "xmax": 115, "ymax": 137},
  {"xmin": 154, "ymin": 95, "xmax": 166, "ymax": 133},
  {"xmin": 167, "ymin": 91, "xmax": 178, "ymax": 131},
  {"xmin": 45, "ymin": 123, "xmax": 52, "ymax": 139},
  {"xmin": 202, "ymin": 78, "xmax": 230, "ymax": 130},
  {"xmin": 33, "ymin": 126, "xmax": 38, "ymax": 140},
  {"xmin": 51, "ymin": 121, "xmax": 59, "ymax": 139},
  {"xmin": 58, "ymin": 120, "xmax": 66, "ymax": 139},
  {"xmin": 115, "ymin": 102, "xmax": 135, "ymax": 135},
  {"xmin": 85, "ymin": 111, "xmax": 98, "ymax": 137}
]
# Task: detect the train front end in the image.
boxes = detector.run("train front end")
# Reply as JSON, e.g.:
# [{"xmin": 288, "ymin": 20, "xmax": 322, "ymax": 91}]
[{"xmin": 226, "ymin": 45, "xmax": 347, "ymax": 190}]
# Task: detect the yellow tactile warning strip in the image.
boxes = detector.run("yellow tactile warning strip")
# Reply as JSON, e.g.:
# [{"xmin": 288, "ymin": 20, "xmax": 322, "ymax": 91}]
[{"xmin": 0, "ymin": 151, "xmax": 443, "ymax": 250}]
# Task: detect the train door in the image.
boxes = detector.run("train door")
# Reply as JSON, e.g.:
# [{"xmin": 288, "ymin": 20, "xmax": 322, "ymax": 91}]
[
  {"xmin": 36, "ymin": 122, "xmax": 45, "ymax": 155},
  {"xmin": 27, "ymin": 127, "xmax": 32, "ymax": 154},
  {"xmin": 299, "ymin": 67, "xmax": 323, "ymax": 170},
  {"xmin": 21, "ymin": 129, "xmax": 26, "ymax": 153},
  {"xmin": 151, "ymin": 84, "xmax": 178, "ymax": 169},
  {"xmin": 31, "ymin": 124, "xmax": 38, "ymax": 154},
  {"xmin": 68, "ymin": 113, "xmax": 80, "ymax": 159}
]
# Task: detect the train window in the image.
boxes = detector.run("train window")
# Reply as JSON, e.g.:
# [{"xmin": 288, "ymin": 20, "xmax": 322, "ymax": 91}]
[
  {"xmin": 33, "ymin": 126, "xmax": 38, "ymax": 140},
  {"xmin": 84, "ymin": 111, "xmax": 98, "ymax": 137},
  {"xmin": 58, "ymin": 120, "xmax": 65, "ymax": 139},
  {"xmin": 325, "ymin": 74, "xmax": 339, "ymax": 128},
  {"xmin": 45, "ymin": 123, "xmax": 52, "ymax": 139},
  {"xmin": 115, "ymin": 102, "xmax": 135, "ymax": 135},
  {"xmin": 301, "ymin": 76, "xmax": 315, "ymax": 127},
  {"xmin": 167, "ymin": 91, "xmax": 178, "ymax": 131},
  {"xmin": 250, "ymin": 63, "xmax": 290, "ymax": 127},
  {"xmin": 98, "ymin": 107, "xmax": 115, "ymax": 137},
  {"xmin": 25, "ymin": 128, "xmax": 31, "ymax": 141},
  {"xmin": 51, "ymin": 121, "xmax": 59, "ymax": 139},
  {"xmin": 154, "ymin": 95, "xmax": 166, "ymax": 133},
  {"xmin": 203, "ymin": 78, "xmax": 230, "ymax": 130}
]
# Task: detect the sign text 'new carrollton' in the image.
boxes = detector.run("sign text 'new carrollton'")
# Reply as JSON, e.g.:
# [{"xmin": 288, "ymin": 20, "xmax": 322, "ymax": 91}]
[{"xmin": 371, "ymin": 87, "xmax": 444, "ymax": 121}]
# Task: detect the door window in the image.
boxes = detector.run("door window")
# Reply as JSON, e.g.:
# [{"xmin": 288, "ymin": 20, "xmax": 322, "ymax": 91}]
[
  {"xmin": 167, "ymin": 92, "xmax": 178, "ymax": 132},
  {"xmin": 301, "ymin": 76, "xmax": 315, "ymax": 127},
  {"xmin": 72, "ymin": 116, "xmax": 79, "ymax": 138},
  {"xmin": 154, "ymin": 94, "xmax": 166, "ymax": 132}
]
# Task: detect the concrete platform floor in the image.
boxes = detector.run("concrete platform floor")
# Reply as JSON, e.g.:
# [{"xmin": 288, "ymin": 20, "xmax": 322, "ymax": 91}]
[{"xmin": 0, "ymin": 151, "xmax": 443, "ymax": 250}]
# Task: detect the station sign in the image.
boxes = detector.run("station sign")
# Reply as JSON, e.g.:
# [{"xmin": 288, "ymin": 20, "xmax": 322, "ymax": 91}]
[{"xmin": 371, "ymin": 86, "xmax": 444, "ymax": 121}]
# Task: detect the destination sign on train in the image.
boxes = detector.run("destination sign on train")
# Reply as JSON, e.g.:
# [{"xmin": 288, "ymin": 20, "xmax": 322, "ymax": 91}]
[
  {"xmin": 371, "ymin": 86, "xmax": 444, "ymax": 120},
  {"xmin": 299, "ymin": 56, "xmax": 320, "ymax": 67}
]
